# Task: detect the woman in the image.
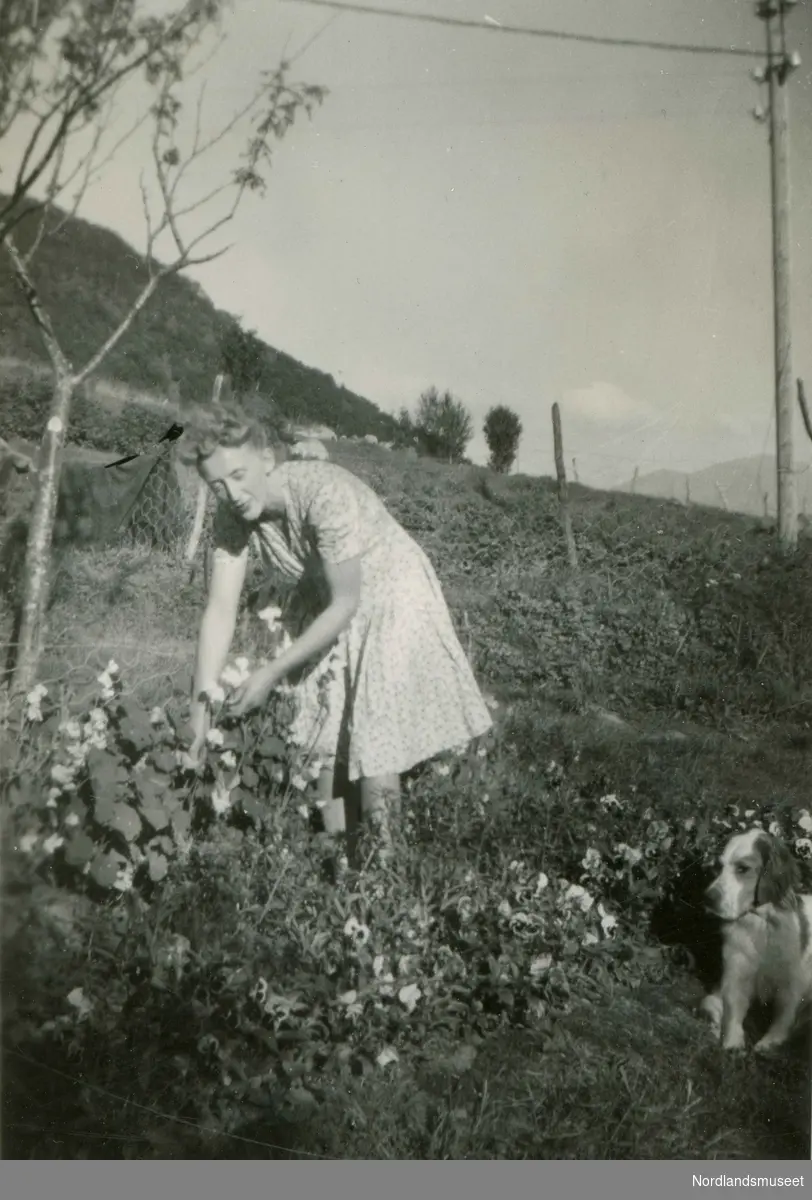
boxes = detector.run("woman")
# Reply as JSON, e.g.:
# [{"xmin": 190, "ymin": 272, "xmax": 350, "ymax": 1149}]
[{"xmin": 181, "ymin": 401, "xmax": 493, "ymax": 858}]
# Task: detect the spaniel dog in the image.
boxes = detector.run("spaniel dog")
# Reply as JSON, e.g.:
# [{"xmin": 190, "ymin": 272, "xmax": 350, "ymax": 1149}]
[{"xmin": 700, "ymin": 828, "xmax": 812, "ymax": 1053}]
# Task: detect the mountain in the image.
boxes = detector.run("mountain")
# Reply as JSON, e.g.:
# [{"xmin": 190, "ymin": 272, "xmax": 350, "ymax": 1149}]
[
  {"xmin": 0, "ymin": 197, "xmax": 400, "ymax": 442},
  {"xmin": 616, "ymin": 453, "xmax": 812, "ymax": 520}
]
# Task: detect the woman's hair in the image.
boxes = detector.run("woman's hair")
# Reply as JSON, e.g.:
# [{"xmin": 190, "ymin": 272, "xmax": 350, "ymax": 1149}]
[{"xmin": 178, "ymin": 396, "xmax": 290, "ymax": 468}]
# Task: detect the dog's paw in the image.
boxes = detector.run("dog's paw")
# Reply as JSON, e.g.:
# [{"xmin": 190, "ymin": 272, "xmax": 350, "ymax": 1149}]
[
  {"xmin": 721, "ymin": 1030, "xmax": 747, "ymax": 1052},
  {"xmin": 699, "ymin": 995, "xmax": 723, "ymax": 1039},
  {"xmin": 753, "ymin": 1035, "xmax": 785, "ymax": 1056}
]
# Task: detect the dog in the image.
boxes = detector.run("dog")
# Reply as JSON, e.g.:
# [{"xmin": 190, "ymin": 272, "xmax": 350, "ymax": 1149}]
[{"xmin": 700, "ymin": 828, "xmax": 812, "ymax": 1053}]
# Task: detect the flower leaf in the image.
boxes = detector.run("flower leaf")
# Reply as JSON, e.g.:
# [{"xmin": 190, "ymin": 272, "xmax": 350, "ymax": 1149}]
[{"xmin": 64, "ymin": 831, "xmax": 95, "ymax": 867}]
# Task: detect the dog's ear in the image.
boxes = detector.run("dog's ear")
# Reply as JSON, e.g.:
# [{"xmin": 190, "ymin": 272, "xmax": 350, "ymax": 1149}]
[{"xmin": 755, "ymin": 834, "xmax": 801, "ymax": 906}]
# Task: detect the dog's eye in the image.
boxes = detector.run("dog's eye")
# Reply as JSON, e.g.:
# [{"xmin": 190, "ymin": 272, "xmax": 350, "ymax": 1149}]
[{"xmin": 734, "ymin": 864, "xmax": 750, "ymax": 875}]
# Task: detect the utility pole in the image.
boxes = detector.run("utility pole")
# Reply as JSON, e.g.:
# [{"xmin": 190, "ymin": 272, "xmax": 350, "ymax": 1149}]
[{"xmin": 753, "ymin": 0, "xmax": 802, "ymax": 552}]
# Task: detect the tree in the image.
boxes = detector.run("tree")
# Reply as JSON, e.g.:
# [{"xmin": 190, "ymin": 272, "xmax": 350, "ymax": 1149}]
[
  {"xmin": 483, "ymin": 404, "xmax": 523, "ymax": 474},
  {"xmin": 413, "ymin": 387, "xmax": 473, "ymax": 464},
  {"xmin": 3, "ymin": 1, "xmax": 326, "ymax": 694},
  {"xmin": 219, "ymin": 320, "xmax": 267, "ymax": 396}
]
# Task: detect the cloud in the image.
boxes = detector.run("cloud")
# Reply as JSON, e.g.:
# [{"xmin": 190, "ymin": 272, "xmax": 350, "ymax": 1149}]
[{"xmin": 562, "ymin": 382, "xmax": 656, "ymax": 427}]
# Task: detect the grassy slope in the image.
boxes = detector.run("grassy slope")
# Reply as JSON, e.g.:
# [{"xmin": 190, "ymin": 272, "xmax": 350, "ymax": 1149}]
[{"xmin": 2, "ymin": 436, "xmax": 811, "ymax": 1160}]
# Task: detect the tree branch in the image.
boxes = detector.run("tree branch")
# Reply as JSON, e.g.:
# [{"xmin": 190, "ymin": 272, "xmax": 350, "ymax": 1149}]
[
  {"xmin": 4, "ymin": 234, "xmax": 72, "ymax": 377},
  {"xmin": 73, "ymin": 271, "xmax": 163, "ymax": 384}
]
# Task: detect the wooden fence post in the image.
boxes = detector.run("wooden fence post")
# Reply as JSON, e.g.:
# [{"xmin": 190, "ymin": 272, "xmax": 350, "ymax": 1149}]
[{"xmin": 552, "ymin": 403, "xmax": 578, "ymax": 570}]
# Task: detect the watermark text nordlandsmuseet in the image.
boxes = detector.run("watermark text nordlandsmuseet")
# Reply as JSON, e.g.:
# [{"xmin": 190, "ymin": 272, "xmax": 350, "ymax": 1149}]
[{"xmin": 693, "ymin": 1177, "xmax": 805, "ymax": 1189}]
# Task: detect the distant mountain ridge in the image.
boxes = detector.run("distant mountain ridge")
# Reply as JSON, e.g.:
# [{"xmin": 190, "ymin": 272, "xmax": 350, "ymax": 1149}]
[
  {"xmin": 0, "ymin": 196, "xmax": 399, "ymax": 442},
  {"xmin": 616, "ymin": 453, "xmax": 812, "ymax": 519}
]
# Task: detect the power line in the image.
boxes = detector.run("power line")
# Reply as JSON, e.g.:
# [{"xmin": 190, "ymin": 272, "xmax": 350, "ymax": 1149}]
[{"xmin": 280, "ymin": 0, "xmax": 763, "ymax": 59}]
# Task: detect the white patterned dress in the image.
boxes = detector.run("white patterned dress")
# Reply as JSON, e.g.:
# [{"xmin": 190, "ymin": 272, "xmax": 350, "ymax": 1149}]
[{"xmin": 211, "ymin": 460, "xmax": 493, "ymax": 781}]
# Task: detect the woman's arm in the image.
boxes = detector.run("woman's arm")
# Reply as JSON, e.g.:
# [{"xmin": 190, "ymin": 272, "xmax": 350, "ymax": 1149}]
[
  {"xmin": 226, "ymin": 556, "xmax": 362, "ymax": 719},
  {"xmin": 189, "ymin": 546, "xmax": 248, "ymax": 743},
  {"xmin": 270, "ymin": 555, "xmax": 361, "ymax": 680}
]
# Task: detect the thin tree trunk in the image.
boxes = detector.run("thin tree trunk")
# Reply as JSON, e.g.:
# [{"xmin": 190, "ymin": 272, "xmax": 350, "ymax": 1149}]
[{"xmin": 12, "ymin": 370, "xmax": 74, "ymax": 695}]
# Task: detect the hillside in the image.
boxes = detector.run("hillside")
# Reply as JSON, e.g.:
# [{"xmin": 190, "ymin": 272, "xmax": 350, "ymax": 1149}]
[
  {"xmin": 617, "ymin": 453, "xmax": 812, "ymax": 520},
  {"xmin": 0, "ymin": 197, "xmax": 399, "ymax": 441}
]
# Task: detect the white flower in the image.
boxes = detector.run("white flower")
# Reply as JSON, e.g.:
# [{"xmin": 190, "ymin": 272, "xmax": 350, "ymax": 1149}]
[
  {"xmin": 598, "ymin": 903, "xmax": 618, "ymax": 937},
  {"xmin": 768, "ymin": 820, "xmax": 782, "ymax": 837},
  {"xmin": 398, "ymin": 983, "xmax": 422, "ymax": 1013},
  {"xmin": 88, "ymin": 708, "xmax": 107, "ymax": 729},
  {"xmin": 96, "ymin": 671, "xmax": 113, "ymax": 691},
  {"xmin": 797, "ymin": 810, "xmax": 812, "ymax": 835},
  {"xmin": 42, "ymin": 833, "xmax": 64, "ymax": 855},
  {"xmin": 397, "ymin": 954, "xmax": 417, "ymax": 977},
  {"xmin": 435, "ymin": 762, "xmax": 451, "ymax": 778},
  {"xmin": 498, "ymin": 898, "xmax": 512, "ymax": 919},
  {"xmin": 18, "ymin": 832, "xmax": 39, "ymax": 854},
  {"xmin": 683, "ymin": 817, "xmax": 696, "ymax": 831},
  {"xmin": 257, "ymin": 605, "xmax": 283, "ymax": 631},
  {"xmin": 581, "ymin": 848, "xmax": 602, "ymax": 874},
  {"xmin": 65, "ymin": 812, "xmax": 80, "ymax": 828},
  {"xmin": 376, "ymin": 1046, "xmax": 400, "ymax": 1068},
  {"xmin": 50, "ymin": 763, "xmax": 75, "ymax": 787},
  {"xmin": 25, "ymin": 700, "xmax": 44, "ymax": 723},
  {"xmin": 106, "ymin": 659, "xmax": 119, "ymax": 676},
  {"xmin": 535, "ymin": 872, "xmax": 550, "ymax": 894},
  {"xmin": 149, "ymin": 706, "xmax": 165, "ymax": 726},
  {"xmin": 616, "ymin": 842, "xmax": 643, "ymax": 867},
  {"xmin": 290, "ymin": 773, "xmax": 308, "ymax": 791},
  {"xmin": 373, "ymin": 954, "xmax": 387, "ymax": 978},
  {"xmin": 271, "ymin": 764, "xmax": 285, "ymax": 784},
  {"xmin": 477, "ymin": 745, "xmax": 487, "ymax": 758},
  {"xmin": 46, "ymin": 789, "xmax": 60, "ymax": 808},
  {"xmin": 27, "ymin": 683, "xmax": 48, "ymax": 701},
  {"xmin": 338, "ymin": 988, "xmax": 364, "ymax": 1018},
  {"xmin": 206, "ymin": 728, "xmax": 224, "ymax": 748},
  {"xmin": 344, "ymin": 917, "xmax": 371, "ymax": 946},
  {"xmin": 297, "ymin": 804, "xmax": 309, "ymax": 819},
  {"xmin": 211, "ymin": 779, "xmax": 233, "ymax": 816},
  {"xmin": 529, "ymin": 954, "xmax": 552, "ymax": 979},
  {"xmin": 203, "ymin": 683, "xmax": 226, "ymax": 705},
  {"xmin": 66, "ymin": 987, "xmax": 93, "ymax": 1017},
  {"xmin": 599, "ymin": 793, "xmax": 621, "ymax": 811},
  {"xmin": 795, "ymin": 838, "xmax": 812, "ymax": 858},
  {"xmin": 252, "ymin": 977, "xmax": 269, "ymax": 1007},
  {"xmin": 234, "ymin": 655, "xmax": 250, "ymax": 672},
  {"xmin": 59, "ymin": 718, "xmax": 82, "ymax": 741},
  {"xmin": 220, "ymin": 664, "xmax": 248, "ymax": 689},
  {"xmin": 221, "ymin": 750, "xmax": 237, "ymax": 770},
  {"xmin": 563, "ymin": 883, "xmax": 594, "ymax": 913},
  {"xmin": 113, "ymin": 863, "xmax": 135, "ymax": 893},
  {"xmin": 582, "ymin": 931, "xmax": 600, "ymax": 946}
]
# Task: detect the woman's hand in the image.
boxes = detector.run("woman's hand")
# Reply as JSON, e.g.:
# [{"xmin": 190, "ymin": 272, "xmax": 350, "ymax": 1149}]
[{"xmin": 225, "ymin": 664, "xmax": 280, "ymax": 718}]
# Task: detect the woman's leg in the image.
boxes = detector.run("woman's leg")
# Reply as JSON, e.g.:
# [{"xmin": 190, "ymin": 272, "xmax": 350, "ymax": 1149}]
[{"xmin": 358, "ymin": 774, "xmax": 401, "ymax": 860}]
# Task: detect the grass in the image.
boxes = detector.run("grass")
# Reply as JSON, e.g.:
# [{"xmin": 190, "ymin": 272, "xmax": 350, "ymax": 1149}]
[{"xmin": 1, "ymin": 428, "xmax": 811, "ymax": 1160}]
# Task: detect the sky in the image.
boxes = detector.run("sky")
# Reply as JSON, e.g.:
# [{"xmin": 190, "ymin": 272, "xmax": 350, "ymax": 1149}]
[{"xmin": 6, "ymin": 0, "xmax": 812, "ymax": 486}]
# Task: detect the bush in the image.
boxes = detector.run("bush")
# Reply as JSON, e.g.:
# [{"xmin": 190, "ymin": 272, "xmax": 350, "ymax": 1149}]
[{"xmin": 0, "ymin": 362, "xmax": 180, "ymax": 455}]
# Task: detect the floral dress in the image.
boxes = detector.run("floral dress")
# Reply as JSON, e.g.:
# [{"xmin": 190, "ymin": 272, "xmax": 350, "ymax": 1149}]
[{"xmin": 211, "ymin": 460, "xmax": 493, "ymax": 781}]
